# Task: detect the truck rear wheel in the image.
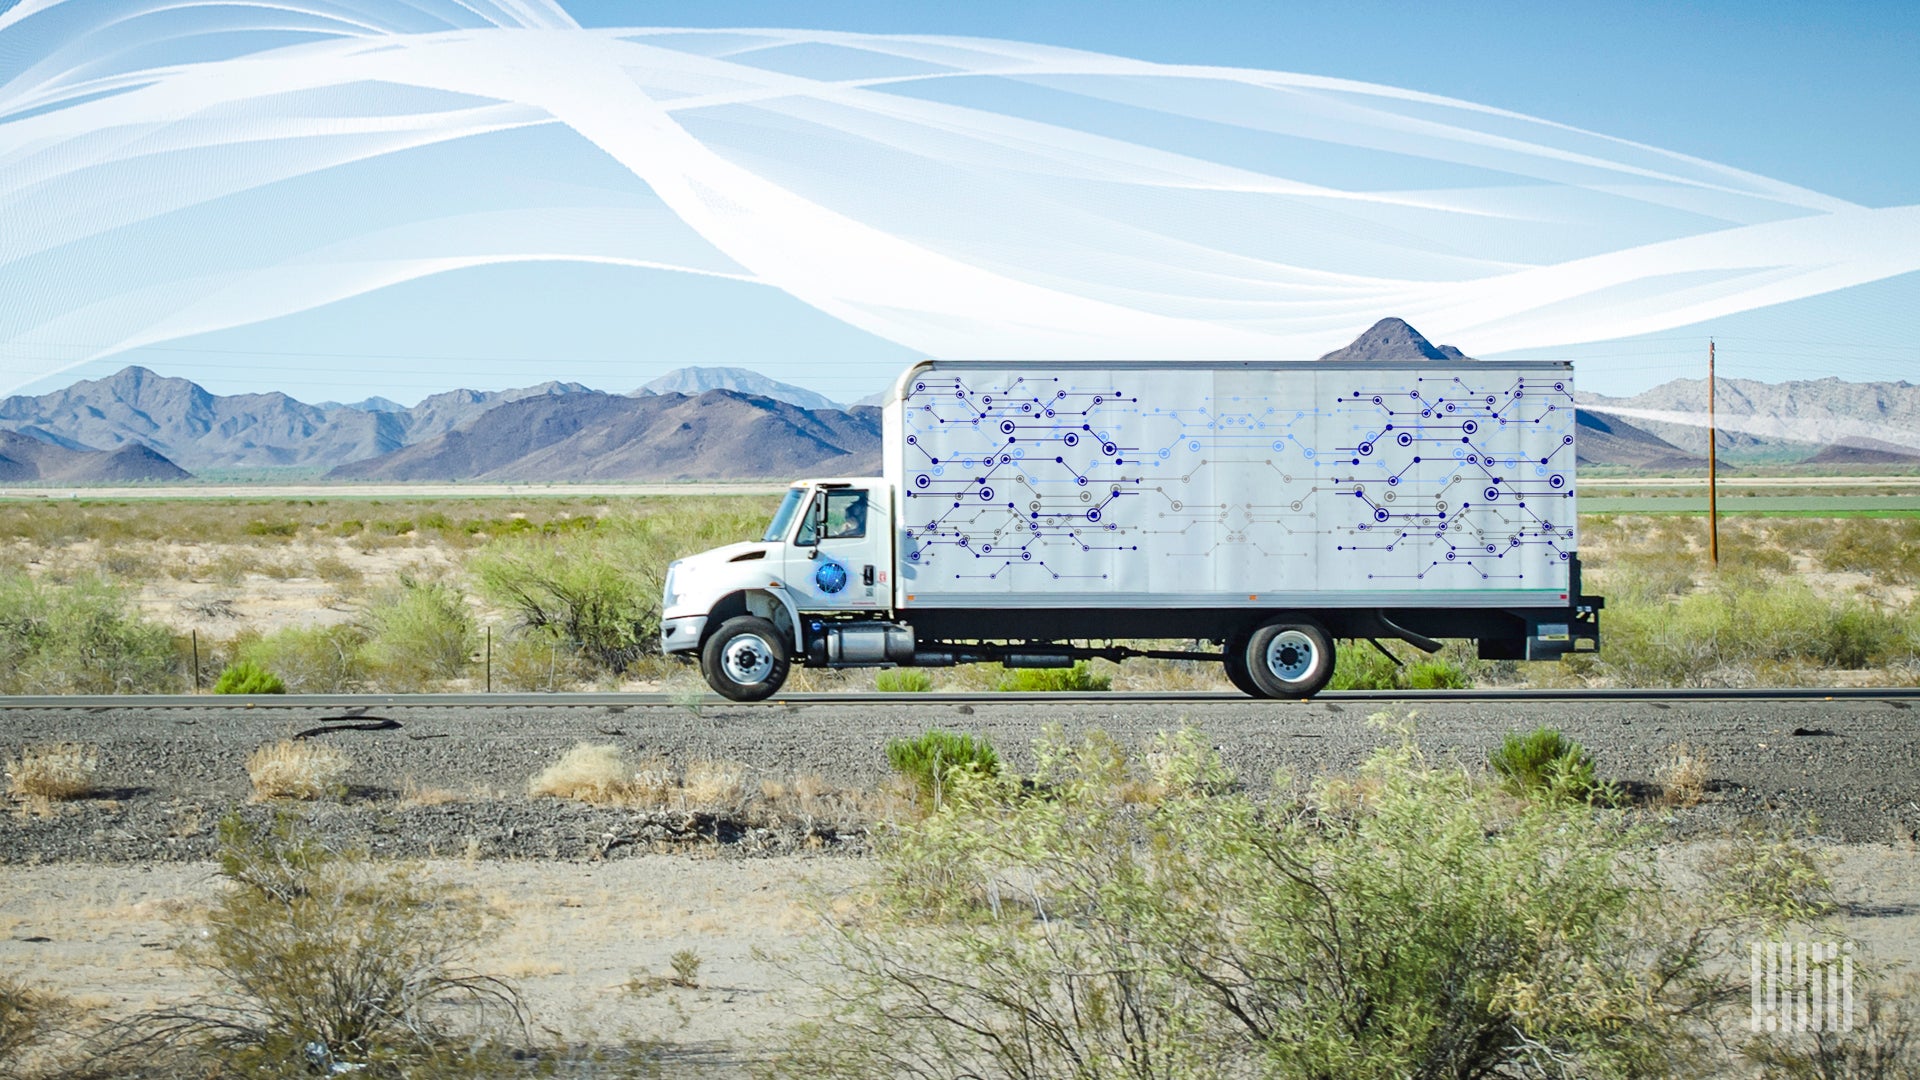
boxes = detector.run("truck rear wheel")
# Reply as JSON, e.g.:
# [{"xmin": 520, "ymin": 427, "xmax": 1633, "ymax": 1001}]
[
  {"xmin": 1243, "ymin": 617, "xmax": 1335, "ymax": 698},
  {"xmin": 1221, "ymin": 636, "xmax": 1262, "ymax": 697},
  {"xmin": 701, "ymin": 616, "xmax": 790, "ymax": 701}
]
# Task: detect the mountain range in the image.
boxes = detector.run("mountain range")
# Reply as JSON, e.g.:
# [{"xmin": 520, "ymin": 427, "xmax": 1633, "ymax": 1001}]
[
  {"xmin": 1577, "ymin": 377, "xmax": 1920, "ymax": 463},
  {"xmin": 1, "ymin": 324, "xmax": 1911, "ymax": 482},
  {"xmin": 327, "ymin": 390, "xmax": 880, "ymax": 482},
  {"xmin": 0, "ymin": 367, "xmax": 594, "ymax": 472},
  {"xmin": 0, "ymin": 429, "xmax": 190, "ymax": 484},
  {"xmin": 635, "ymin": 366, "xmax": 843, "ymax": 412},
  {"xmin": 1318, "ymin": 317, "xmax": 1472, "ymax": 362}
]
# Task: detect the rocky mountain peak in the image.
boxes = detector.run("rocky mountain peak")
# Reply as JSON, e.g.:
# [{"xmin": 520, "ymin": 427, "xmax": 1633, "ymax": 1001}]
[{"xmin": 1319, "ymin": 318, "xmax": 1472, "ymax": 362}]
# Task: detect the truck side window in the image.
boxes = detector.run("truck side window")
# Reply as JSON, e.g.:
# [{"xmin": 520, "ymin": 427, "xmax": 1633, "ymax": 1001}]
[
  {"xmin": 796, "ymin": 490, "xmax": 868, "ymax": 545},
  {"xmin": 827, "ymin": 490, "xmax": 868, "ymax": 540}
]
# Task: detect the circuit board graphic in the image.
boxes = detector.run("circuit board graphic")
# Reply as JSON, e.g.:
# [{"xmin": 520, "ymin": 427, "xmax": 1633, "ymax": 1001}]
[{"xmin": 892, "ymin": 364, "xmax": 1576, "ymax": 599}]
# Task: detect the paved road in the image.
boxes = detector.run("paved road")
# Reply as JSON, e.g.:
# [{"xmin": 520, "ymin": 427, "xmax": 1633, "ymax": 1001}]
[{"xmin": 3, "ymin": 695, "xmax": 1915, "ymax": 861}]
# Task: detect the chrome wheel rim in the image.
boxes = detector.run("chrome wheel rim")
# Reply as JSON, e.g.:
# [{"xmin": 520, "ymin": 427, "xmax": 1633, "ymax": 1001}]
[
  {"xmin": 1264, "ymin": 630, "xmax": 1317, "ymax": 683},
  {"xmin": 722, "ymin": 633, "xmax": 776, "ymax": 685}
]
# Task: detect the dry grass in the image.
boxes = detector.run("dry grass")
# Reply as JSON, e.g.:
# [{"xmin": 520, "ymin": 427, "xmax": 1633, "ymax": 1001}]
[
  {"xmin": 309, "ymin": 553, "xmax": 363, "ymax": 587},
  {"xmin": 399, "ymin": 777, "xmax": 462, "ymax": 807},
  {"xmin": 5, "ymin": 742, "xmax": 100, "ymax": 801},
  {"xmin": 530, "ymin": 744, "xmax": 872, "ymax": 827},
  {"xmin": 1657, "ymin": 744, "xmax": 1710, "ymax": 808},
  {"xmin": 759, "ymin": 771, "xmax": 887, "ymax": 831},
  {"xmin": 525, "ymin": 743, "xmax": 681, "ymax": 806},
  {"xmin": 1, "ymin": 974, "xmax": 78, "ymax": 1066},
  {"xmin": 681, "ymin": 759, "xmax": 746, "ymax": 809},
  {"xmin": 528, "ymin": 743, "xmax": 642, "ymax": 805},
  {"xmin": 244, "ymin": 738, "xmax": 350, "ymax": 800}
]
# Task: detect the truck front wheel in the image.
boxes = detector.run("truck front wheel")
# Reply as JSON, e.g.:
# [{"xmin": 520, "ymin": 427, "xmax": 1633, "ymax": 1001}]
[
  {"xmin": 1244, "ymin": 618, "xmax": 1335, "ymax": 698},
  {"xmin": 701, "ymin": 616, "xmax": 790, "ymax": 701}
]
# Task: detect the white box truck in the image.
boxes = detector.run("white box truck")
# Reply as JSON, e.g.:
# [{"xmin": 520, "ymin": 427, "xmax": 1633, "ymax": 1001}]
[{"xmin": 660, "ymin": 359, "xmax": 1601, "ymax": 700}]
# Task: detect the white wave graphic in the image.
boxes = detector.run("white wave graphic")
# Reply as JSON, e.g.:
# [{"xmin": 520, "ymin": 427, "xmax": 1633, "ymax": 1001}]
[{"xmin": 1, "ymin": 0, "xmax": 1917, "ymax": 397}]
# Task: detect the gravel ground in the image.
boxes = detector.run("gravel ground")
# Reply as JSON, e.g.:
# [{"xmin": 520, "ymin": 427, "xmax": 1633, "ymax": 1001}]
[
  {"xmin": 4, "ymin": 696, "xmax": 1916, "ymax": 1077},
  {"xmin": 2, "ymin": 696, "xmax": 1917, "ymax": 861}
]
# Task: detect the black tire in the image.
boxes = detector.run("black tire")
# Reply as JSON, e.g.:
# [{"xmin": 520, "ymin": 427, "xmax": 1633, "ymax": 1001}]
[
  {"xmin": 1221, "ymin": 636, "xmax": 1262, "ymax": 697},
  {"xmin": 700, "ymin": 616, "xmax": 790, "ymax": 701},
  {"xmin": 1243, "ymin": 617, "xmax": 1335, "ymax": 699}
]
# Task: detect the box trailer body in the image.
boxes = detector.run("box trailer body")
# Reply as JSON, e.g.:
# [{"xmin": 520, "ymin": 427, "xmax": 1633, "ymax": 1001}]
[{"xmin": 661, "ymin": 359, "xmax": 1601, "ymax": 700}]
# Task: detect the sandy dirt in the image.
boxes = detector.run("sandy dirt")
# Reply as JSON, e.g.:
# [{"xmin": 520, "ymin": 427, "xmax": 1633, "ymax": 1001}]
[
  {"xmin": 1, "ymin": 856, "xmax": 870, "ymax": 1069},
  {"xmin": 2, "ymin": 847, "xmax": 1913, "ymax": 1071}
]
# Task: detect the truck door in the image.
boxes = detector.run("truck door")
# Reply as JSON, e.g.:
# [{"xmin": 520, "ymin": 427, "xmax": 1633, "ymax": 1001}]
[{"xmin": 787, "ymin": 485, "xmax": 892, "ymax": 613}]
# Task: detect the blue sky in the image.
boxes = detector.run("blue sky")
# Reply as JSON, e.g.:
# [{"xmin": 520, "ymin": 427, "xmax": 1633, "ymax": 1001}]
[
  {"xmin": 560, "ymin": 0, "xmax": 1920, "ymax": 208},
  {"xmin": 3, "ymin": 0, "xmax": 1916, "ymax": 405}
]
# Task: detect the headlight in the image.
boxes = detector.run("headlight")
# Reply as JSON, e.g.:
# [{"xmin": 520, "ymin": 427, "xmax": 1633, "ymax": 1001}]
[{"xmin": 663, "ymin": 561, "xmax": 681, "ymax": 607}]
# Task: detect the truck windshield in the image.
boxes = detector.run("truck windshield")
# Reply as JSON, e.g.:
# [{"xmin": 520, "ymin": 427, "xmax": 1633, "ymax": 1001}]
[{"xmin": 762, "ymin": 488, "xmax": 805, "ymax": 542}]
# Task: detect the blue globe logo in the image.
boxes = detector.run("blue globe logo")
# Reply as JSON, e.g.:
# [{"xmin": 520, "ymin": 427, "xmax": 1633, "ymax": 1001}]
[{"xmin": 815, "ymin": 561, "xmax": 848, "ymax": 595}]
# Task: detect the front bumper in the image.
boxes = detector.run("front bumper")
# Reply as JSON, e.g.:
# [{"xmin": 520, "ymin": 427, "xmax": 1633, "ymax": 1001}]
[{"xmin": 660, "ymin": 614, "xmax": 708, "ymax": 655}]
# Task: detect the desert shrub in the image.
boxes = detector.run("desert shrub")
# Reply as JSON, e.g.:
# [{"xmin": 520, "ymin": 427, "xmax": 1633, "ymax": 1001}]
[
  {"xmin": 1741, "ymin": 972, "xmax": 1920, "ymax": 1078},
  {"xmin": 309, "ymin": 553, "xmax": 362, "ymax": 587},
  {"xmin": 234, "ymin": 624, "xmax": 367, "ymax": 693},
  {"xmin": 1721, "ymin": 536, "xmax": 1794, "ymax": 575},
  {"xmin": 1403, "ymin": 657, "xmax": 1471, "ymax": 689},
  {"xmin": 1329, "ymin": 642, "xmax": 1399, "ymax": 689},
  {"xmin": 1490, "ymin": 726, "xmax": 1611, "ymax": 805},
  {"xmin": 5, "ymin": 741, "xmax": 100, "ymax": 800},
  {"xmin": 526, "ymin": 743, "xmax": 673, "ymax": 807},
  {"xmin": 242, "ymin": 519, "xmax": 298, "ymax": 539},
  {"xmin": 212, "ymin": 660, "xmax": 287, "ymax": 694},
  {"xmin": 1657, "ymin": 743, "xmax": 1709, "ymax": 807},
  {"xmin": 528, "ymin": 743, "xmax": 633, "ymax": 804},
  {"xmin": 105, "ymin": 814, "xmax": 523, "ymax": 1075},
  {"xmin": 246, "ymin": 739, "xmax": 350, "ymax": 801},
  {"xmin": 775, "ymin": 727, "xmax": 1821, "ymax": 1080},
  {"xmin": 874, "ymin": 668, "xmax": 933, "ymax": 692},
  {"xmin": 885, "ymin": 730, "xmax": 999, "ymax": 809},
  {"xmin": 488, "ymin": 631, "xmax": 590, "ymax": 692},
  {"xmin": 527, "ymin": 744, "xmax": 739, "ymax": 810},
  {"xmin": 1330, "ymin": 644, "xmax": 1472, "ymax": 691},
  {"xmin": 1818, "ymin": 516, "xmax": 1920, "ymax": 583},
  {"xmin": 1596, "ymin": 549, "xmax": 1697, "ymax": 604},
  {"xmin": 205, "ymin": 550, "xmax": 255, "ymax": 586},
  {"xmin": 0, "ymin": 571, "xmax": 179, "ymax": 693},
  {"xmin": 668, "ymin": 949, "xmax": 702, "ymax": 988},
  {"xmin": 1590, "ymin": 573, "xmax": 1916, "ymax": 686},
  {"xmin": 96, "ymin": 542, "xmax": 156, "ymax": 579},
  {"xmin": 361, "ymin": 576, "xmax": 475, "ymax": 690},
  {"xmin": 1, "ymin": 975, "xmax": 74, "ymax": 1069},
  {"xmin": 1703, "ymin": 825, "xmax": 1835, "ymax": 923},
  {"xmin": 994, "ymin": 661, "xmax": 1109, "ymax": 692},
  {"xmin": 681, "ymin": 758, "xmax": 747, "ymax": 809},
  {"xmin": 470, "ymin": 497, "xmax": 774, "ymax": 674}
]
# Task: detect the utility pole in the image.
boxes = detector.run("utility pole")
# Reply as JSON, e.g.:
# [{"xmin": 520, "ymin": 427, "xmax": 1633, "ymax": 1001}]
[{"xmin": 1708, "ymin": 339, "xmax": 1719, "ymax": 567}]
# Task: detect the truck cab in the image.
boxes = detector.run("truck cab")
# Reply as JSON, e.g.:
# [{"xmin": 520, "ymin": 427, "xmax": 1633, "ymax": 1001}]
[{"xmin": 661, "ymin": 477, "xmax": 897, "ymax": 699}]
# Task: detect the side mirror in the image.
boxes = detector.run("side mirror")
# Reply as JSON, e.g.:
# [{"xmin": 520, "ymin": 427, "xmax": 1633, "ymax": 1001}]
[{"xmin": 803, "ymin": 493, "xmax": 827, "ymax": 558}]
